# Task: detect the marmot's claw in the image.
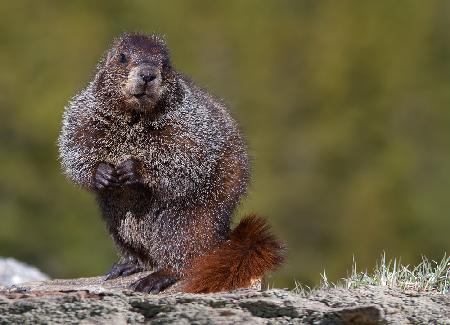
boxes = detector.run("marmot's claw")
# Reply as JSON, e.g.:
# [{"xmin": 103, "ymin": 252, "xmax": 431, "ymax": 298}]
[
  {"xmin": 94, "ymin": 162, "xmax": 120, "ymax": 190},
  {"xmin": 131, "ymin": 270, "xmax": 178, "ymax": 294},
  {"xmin": 116, "ymin": 158, "xmax": 143, "ymax": 185},
  {"xmin": 105, "ymin": 260, "xmax": 142, "ymax": 280}
]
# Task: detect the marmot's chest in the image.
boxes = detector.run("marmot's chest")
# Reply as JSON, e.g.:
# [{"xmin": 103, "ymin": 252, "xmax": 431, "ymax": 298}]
[{"xmin": 103, "ymin": 122, "xmax": 160, "ymax": 165}]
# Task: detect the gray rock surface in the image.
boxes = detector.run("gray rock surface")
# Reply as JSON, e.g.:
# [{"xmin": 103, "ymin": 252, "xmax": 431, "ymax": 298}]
[
  {"xmin": 0, "ymin": 274, "xmax": 448, "ymax": 324},
  {"xmin": 0, "ymin": 257, "xmax": 49, "ymax": 286}
]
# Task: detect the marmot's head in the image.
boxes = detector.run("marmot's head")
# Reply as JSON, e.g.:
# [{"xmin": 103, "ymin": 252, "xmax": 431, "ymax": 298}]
[{"xmin": 94, "ymin": 33, "xmax": 173, "ymax": 113}]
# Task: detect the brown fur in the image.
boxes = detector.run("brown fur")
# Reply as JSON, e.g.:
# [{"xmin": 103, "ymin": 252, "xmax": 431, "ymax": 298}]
[
  {"xmin": 59, "ymin": 33, "xmax": 285, "ymax": 293},
  {"xmin": 183, "ymin": 215, "xmax": 285, "ymax": 293}
]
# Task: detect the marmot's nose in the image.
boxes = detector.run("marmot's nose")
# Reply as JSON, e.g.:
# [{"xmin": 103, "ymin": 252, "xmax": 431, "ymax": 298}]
[
  {"xmin": 142, "ymin": 74, "xmax": 156, "ymax": 83},
  {"xmin": 139, "ymin": 68, "xmax": 157, "ymax": 83}
]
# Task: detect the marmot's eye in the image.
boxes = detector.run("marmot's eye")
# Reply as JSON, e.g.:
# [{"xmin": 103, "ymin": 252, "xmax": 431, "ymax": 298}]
[{"xmin": 119, "ymin": 53, "xmax": 127, "ymax": 64}]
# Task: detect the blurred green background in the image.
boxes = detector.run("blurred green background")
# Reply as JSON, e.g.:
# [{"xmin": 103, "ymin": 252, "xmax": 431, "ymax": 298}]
[{"xmin": 1, "ymin": 1, "xmax": 449, "ymax": 289}]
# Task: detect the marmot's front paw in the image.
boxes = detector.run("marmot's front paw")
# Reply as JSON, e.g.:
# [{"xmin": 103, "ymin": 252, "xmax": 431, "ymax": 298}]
[
  {"xmin": 94, "ymin": 162, "xmax": 119, "ymax": 190},
  {"xmin": 116, "ymin": 158, "xmax": 143, "ymax": 186}
]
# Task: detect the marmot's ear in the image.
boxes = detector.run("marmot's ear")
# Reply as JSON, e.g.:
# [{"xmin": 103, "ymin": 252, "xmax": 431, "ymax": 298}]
[
  {"xmin": 105, "ymin": 49, "xmax": 116, "ymax": 65},
  {"xmin": 93, "ymin": 55, "xmax": 107, "ymax": 90},
  {"xmin": 95, "ymin": 49, "xmax": 110, "ymax": 70}
]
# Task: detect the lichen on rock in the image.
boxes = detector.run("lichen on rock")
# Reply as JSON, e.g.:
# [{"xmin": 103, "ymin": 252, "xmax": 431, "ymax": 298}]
[{"xmin": 0, "ymin": 274, "xmax": 448, "ymax": 324}]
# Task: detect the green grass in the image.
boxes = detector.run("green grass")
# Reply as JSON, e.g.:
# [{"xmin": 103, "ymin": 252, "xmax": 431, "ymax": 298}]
[{"xmin": 293, "ymin": 253, "xmax": 449, "ymax": 295}]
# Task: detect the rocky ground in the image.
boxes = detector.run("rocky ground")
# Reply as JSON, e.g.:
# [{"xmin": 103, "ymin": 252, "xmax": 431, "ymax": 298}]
[{"xmin": 0, "ymin": 272, "xmax": 448, "ymax": 324}]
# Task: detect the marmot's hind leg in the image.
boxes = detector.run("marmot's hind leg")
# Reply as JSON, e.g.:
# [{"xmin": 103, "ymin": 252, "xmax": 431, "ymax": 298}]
[
  {"xmin": 131, "ymin": 268, "xmax": 179, "ymax": 294},
  {"xmin": 105, "ymin": 256, "xmax": 142, "ymax": 280}
]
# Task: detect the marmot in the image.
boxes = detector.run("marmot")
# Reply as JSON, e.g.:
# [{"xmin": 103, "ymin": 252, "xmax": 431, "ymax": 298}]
[{"xmin": 58, "ymin": 33, "xmax": 284, "ymax": 293}]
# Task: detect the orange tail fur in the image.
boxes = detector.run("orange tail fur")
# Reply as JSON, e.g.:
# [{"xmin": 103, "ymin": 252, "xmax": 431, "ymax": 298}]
[{"xmin": 183, "ymin": 215, "xmax": 285, "ymax": 293}]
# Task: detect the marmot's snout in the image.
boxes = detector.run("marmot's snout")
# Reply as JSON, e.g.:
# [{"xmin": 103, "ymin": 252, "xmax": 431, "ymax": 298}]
[
  {"xmin": 124, "ymin": 64, "xmax": 163, "ymax": 109},
  {"xmin": 139, "ymin": 66, "xmax": 157, "ymax": 84}
]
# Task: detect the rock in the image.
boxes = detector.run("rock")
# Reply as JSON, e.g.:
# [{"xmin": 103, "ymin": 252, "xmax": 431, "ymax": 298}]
[
  {"xmin": 0, "ymin": 274, "xmax": 448, "ymax": 324},
  {"xmin": 0, "ymin": 257, "xmax": 49, "ymax": 286}
]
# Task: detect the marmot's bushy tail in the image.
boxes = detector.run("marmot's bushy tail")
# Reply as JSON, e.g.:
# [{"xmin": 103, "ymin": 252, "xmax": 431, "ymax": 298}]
[{"xmin": 183, "ymin": 215, "xmax": 285, "ymax": 293}]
